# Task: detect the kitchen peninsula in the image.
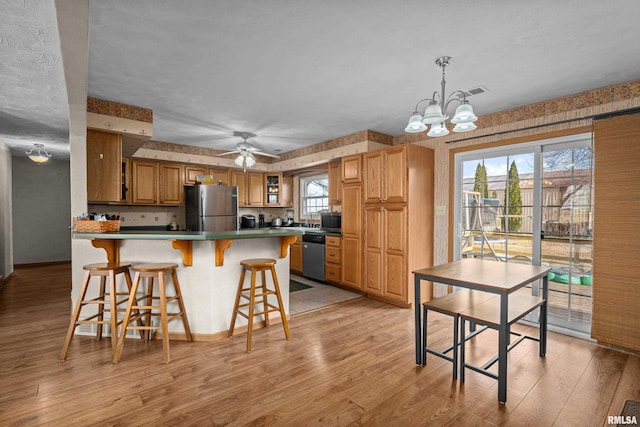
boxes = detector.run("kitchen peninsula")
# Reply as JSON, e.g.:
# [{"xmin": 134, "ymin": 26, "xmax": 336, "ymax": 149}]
[{"xmin": 72, "ymin": 228, "xmax": 303, "ymax": 339}]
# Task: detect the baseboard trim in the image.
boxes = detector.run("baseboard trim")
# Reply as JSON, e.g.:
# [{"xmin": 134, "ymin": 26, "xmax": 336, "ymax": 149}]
[{"xmin": 14, "ymin": 260, "xmax": 71, "ymax": 269}]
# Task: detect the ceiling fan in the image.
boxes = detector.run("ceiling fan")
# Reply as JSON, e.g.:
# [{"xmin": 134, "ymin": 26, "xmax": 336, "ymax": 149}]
[{"xmin": 216, "ymin": 131, "xmax": 280, "ymax": 171}]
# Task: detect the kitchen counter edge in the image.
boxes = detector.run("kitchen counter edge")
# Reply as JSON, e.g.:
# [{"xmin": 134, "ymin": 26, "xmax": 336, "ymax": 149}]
[{"xmin": 72, "ymin": 229, "xmax": 304, "ymax": 240}]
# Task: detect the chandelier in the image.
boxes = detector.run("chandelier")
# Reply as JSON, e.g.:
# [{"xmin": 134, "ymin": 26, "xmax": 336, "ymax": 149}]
[
  {"xmin": 234, "ymin": 149, "xmax": 256, "ymax": 172},
  {"xmin": 405, "ymin": 56, "xmax": 478, "ymax": 137},
  {"xmin": 25, "ymin": 143, "xmax": 52, "ymax": 163}
]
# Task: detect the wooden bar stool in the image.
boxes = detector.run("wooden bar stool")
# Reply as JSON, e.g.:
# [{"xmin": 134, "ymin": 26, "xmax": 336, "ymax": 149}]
[
  {"xmin": 229, "ymin": 258, "xmax": 290, "ymax": 352},
  {"xmin": 113, "ymin": 263, "xmax": 192, "ymax": 363},
  {"xmin": 60, "ymin": 262, "xmax": 140, "ymax": 360}
]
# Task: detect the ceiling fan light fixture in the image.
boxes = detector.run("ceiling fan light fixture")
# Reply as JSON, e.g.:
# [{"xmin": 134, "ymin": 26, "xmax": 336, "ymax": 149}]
[{"xmin": 234, "ymin": 154, "xmax": 245, "ymax": 167}]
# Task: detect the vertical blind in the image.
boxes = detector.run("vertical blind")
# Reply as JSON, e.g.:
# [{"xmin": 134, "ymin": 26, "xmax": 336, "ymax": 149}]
[{"xmin": 591, "ymin": 113, "xmax": 640, "ymax": 352}]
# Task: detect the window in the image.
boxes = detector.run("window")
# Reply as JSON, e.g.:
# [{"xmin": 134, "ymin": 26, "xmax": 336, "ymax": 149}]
[{"xmin": 300, "ymin": 174, "xmax": 328, "ymax": 218}]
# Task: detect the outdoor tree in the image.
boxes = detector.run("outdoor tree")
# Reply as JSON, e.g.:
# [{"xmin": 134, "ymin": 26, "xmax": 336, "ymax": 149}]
[
  {"xmin": 491, "ymin": 190, "xmax": 498, "ymax": 199},
  {"xmin": 473, "ymin": 164, "xmax": 489, "ymax": 198},
  {"xmin": 502, "ymin": 161, "xmax": 523, "ymax": 232}
]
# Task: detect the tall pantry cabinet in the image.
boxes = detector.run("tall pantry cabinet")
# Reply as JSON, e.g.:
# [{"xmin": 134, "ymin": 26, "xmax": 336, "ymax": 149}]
[
  {"xmin": 340, "ymin": 154, "xmax": 363, "ymax": 290},
  {"xmin": 363, "ymin": 144, "xmax": 434, "ymax": 307}
]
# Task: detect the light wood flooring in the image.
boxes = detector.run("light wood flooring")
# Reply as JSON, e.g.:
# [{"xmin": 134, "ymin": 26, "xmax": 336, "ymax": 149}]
[{"xmin": 1, "ymin": 264, "xmax": 639, "ymax": 426}]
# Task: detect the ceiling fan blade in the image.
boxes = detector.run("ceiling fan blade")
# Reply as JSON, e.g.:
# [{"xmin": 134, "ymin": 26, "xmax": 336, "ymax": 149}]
[
  {"xmin": 216, "ymin": 150, "xmax": 239, "ymax": 156},
  {"xmin": 253, "ymin": 150, "xmax": 280, "ymax": 159}
]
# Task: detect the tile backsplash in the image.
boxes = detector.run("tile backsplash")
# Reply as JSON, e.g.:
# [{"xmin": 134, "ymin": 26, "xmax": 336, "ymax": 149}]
[{"xmin": 88, "ymin": 204, "xmax": 185, "ymax": 229}]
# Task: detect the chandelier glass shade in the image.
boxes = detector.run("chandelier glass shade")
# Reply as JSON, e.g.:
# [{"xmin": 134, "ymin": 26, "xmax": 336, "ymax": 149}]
[
  {"xmin": 405, "ymin": 56, "xmax": 479, "ymax": 137},
  {"xmin": 25, "ymin": 143, "xmax": 52, "ymax": 163}
]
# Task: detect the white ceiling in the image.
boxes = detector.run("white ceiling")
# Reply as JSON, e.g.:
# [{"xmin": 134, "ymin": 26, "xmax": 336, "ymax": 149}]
[{"xmin": 3, "ymin": 0, "xmax": 640, "ymax": 160}]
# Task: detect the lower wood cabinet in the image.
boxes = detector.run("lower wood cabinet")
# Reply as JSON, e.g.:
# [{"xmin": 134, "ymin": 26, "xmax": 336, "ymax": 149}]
[
  {"xmin": 290, "ymin": 235, "xmax": 303, "ymax": 274},
  {"xmin": 325, "ymin": 235, "xmax": 341, "ymax": 283},
  {"xmin": 364, "ymin": 204, "xmax": 408, "ymax": 304}
]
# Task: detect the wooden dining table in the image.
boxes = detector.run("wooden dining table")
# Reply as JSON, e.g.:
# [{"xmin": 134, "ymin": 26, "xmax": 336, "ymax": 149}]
[{"xmin": 413, "ymin": 258, "xmax": 550, "ymax": 404}]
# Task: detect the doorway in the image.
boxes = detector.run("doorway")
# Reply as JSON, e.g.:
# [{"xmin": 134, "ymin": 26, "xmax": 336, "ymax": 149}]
[{"xmin": 454, "ymin": 133, "xmax": 594, "ymax": 335}]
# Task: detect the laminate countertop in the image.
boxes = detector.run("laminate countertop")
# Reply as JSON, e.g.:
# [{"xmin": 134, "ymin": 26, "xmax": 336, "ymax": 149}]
[{"xmin": 72, "ymin": 228, "xmax": 304, "ymax": 240}]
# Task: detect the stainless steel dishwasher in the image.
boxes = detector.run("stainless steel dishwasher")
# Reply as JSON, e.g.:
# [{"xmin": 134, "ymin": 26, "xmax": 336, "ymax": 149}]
[{"xmin": 302, "ymin": 232, "xmax": 325, "ymax": 282}]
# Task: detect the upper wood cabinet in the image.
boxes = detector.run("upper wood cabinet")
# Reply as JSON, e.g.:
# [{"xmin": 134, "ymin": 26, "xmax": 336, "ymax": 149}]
[
  {"xmin": 184, "ymin": 166, "xmax": 208, "ymax": 185},
  {"xmin": 131, "ymin": 161, "xmax": 183, "ymax": 206},
  {"xmin": 232, "ymin": 171, "xmax": 248, "ymax": 205},
  {"xmin": 342, "ymin": 154, "xmax": 362, "ymax": 184},
  {"xmin": 281, "ymin": 176, "xmax": 293, "ymax": 207},
  {"xmin": 265, "ymin": 173, "xmax": 282, "ymax": 206},
  {"xmin": 185, "ymin": 166, "xmax": 230, "ymax": 186},
  {"xmin": 86, "ymin": 129, "xmax": 122, "ymax": 202},
  {"xmin": 131, "ymin": 161, "xmax": 158, "ymax": 204},
  {"xmin": 159, "ymin": 163, "xmax": 183, "ymax": 205},
  {"xmin": 248, "ymin": 172, "xmax": 264, "ymax": 206},
  {"xmin": 364, "ymin": 146, "xmax": 407, "ymax": 204},
  {"xmin": 233, "ymin": 171, "xmax": 264, "ymax": 206},
  {"xmin": 210, "ymin": 168, "xmax": 231, "ymax": 186},
  {"xmin": 328, "ymin": 161, "xmax": 342, "ymax": 205}
]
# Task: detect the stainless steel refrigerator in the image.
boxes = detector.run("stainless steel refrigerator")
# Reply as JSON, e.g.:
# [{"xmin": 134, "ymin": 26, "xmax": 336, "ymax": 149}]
[{"xmin": 184, "ymin": 184, "xmax": 238, "ymax": 232}]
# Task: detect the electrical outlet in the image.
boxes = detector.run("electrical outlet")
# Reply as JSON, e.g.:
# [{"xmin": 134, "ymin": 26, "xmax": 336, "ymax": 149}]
[{"xmin": 435, "ymin": 205, "xmax": 447, "ymax": 216}]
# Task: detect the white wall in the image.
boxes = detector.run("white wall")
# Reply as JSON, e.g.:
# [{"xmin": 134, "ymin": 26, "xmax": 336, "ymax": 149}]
[
  {"xmin": 12, "ymin": 156, "xmax": 71, "ymax": 264},
  {"xmin": 0, "ymin": 142, "xmax": 13, "ymax": 277}
]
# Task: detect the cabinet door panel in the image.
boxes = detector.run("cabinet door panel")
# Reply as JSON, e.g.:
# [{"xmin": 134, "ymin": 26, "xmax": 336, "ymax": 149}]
[
  {"xmin": 342, "ymin": 155, "xmax": 362, "ymax": 183},
  {"xmin": 328, "ymin": 161, "xmax": 342, "ymax": 205},
  {"xmin": 232, "ymin": 172, "xmax": 248, "ymax": 206},
  {"xmin": 160, "ymin": 164, "xmax": 183, "ymax": 205},
  {"xmin": 281, "ymin": 176, "xmax": 293, "ymax": 207},
  {"xmin": 210, "ymin": 168, "xmax": 231, "ymax": 185},
  {"xmin": 341, "ymin": 236, "xmax": 362, "ymax": 290},
  {"xmin": 86, "ymin": 130, "xmax": 122, "ymax": 202},
  {"xmin": 341, "ymin": 185, "xmax": 361, "ymax": 236},
  {"xmin": 364, "ymin": 152, "xmax": 383, "ymax": 203},
  {"xmin": 364, "ymin": 207, "xmax": 383, "ymax": 294},
  {"xmin": 291, "ymin": 243, "xmax": 302, "ymax": 272},
  {"xmin": 384, "ymin": 252, "xmax": 407, "ymax": 301},
  {"xmin": 132, "ymin": 161, "xmax": 158, "ymax": 204},
  {"xmin": 384, "ymin": 147, "xmax": 407, "ymax": 203},
  {"xmin": 385, "ymin": 205, "xmax": 407, "ymax": 253},
  {"xmin": 248, "ymin": 172, "xmax": 264, "ymax": 206},
  {"xmin": 185, "ymin": 166, "xmax": 207, "ymax": 185}
]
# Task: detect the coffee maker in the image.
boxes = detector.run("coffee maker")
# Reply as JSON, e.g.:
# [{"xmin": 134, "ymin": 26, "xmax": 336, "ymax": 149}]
[
  {"xmin": 258, "ymin": 211, "xmax": 265, "ymax": 228},
  {"xmin": 285, "ymin": 209, "xmax": 294, "ymax": 226}
]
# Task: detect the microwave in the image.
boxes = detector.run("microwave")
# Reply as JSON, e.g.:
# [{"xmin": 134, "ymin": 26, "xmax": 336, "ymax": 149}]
[{"xmin": 320, "ymin": 212, "xmax": 341, "ymax": 233}]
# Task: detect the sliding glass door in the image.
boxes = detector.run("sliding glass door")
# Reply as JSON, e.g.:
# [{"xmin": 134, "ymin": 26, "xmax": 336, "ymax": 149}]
[{"xmin": 454, "ymin": 134, "xmax": 594, "ymax": 334}]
